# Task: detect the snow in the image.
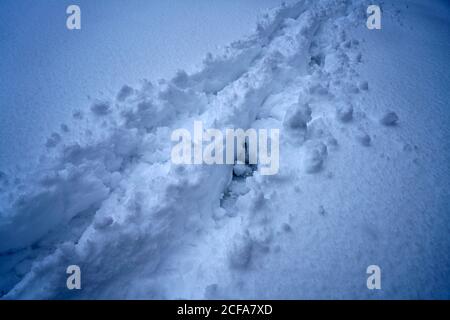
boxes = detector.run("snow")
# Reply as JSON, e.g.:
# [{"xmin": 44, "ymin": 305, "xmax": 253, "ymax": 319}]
[
  {"xmin": 284, "ymin": 102, "xmax": 313, "ymax": 130},
  {"xmin": 336, "ymin": 102, "xmax": 354, "ymax": 122},
  {"xmin": 380, "ymin": 111, "xmax": 400, "ymax": 126},
  {"xmin": 1, "ymin": 0, "xmax": 449, "ymax": 299},
  {"xmin": 0, "ymin": 0, "xmax": 292, "ymax": 170}
]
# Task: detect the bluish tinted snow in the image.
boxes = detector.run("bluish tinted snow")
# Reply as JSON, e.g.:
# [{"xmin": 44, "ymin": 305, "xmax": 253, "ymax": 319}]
[
  {"xmin": 0, "ymin": 0, "xmax": 449, "ymax": 299},
  {"xmin": 0, "ymin": 0, "xmax": 292, "ymax": 170}
]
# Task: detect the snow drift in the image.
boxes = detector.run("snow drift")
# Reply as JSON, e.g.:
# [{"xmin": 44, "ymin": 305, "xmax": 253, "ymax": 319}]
[{"xmin": 0, "ymin": 0, "xmax": 449, "ymax": 299}]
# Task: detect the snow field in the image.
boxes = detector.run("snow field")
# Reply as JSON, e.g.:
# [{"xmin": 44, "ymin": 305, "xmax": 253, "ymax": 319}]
[{"xmin": 1, "ymin": 0, "xmax": 449, "ymax": 299}]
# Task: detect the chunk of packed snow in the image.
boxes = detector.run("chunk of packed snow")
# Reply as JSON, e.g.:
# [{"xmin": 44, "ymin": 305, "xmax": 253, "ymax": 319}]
[
  {"xmin": 283, "ymin": 102, "xmax": 312, "ymax": 130},
  {"xmin": 303, "ymin": 141, "xmax": 328, "ymax": 173},
  {"xmin": 380, "ymin": 111, "xmax": 399, "ymax": 126},
  {"xmin": 336, "ymin": 102, "xmax": 354, "ymax": 122},
  {"xmin": 90, "ymin": 101, "xmax": 112, "ymax": 116},
  {"xmin": 116, "ymin": 85, "xmax": 134, "ymax": 102},
  {"xmin": 228, "ymin": 233, "xmax": 253, "ymax": 269},
  {"xmin": 356, "ymin": 130, "xmax": 371, "ymax": 147}
]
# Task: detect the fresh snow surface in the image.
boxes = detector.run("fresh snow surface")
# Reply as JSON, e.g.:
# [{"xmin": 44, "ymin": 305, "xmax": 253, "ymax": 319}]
[{"xmin": 0, "ymin": 0, "xmax": 449, "ymax": 299}]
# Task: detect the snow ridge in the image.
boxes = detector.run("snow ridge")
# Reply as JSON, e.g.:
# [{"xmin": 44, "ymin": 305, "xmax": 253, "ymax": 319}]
[
  {"xmin": 2, "ymin": 0, "xmax": 448, "ymax": 299},
  {"xmin": 0, "ymin": 0, "xmax": 368, "ymax": 299}
]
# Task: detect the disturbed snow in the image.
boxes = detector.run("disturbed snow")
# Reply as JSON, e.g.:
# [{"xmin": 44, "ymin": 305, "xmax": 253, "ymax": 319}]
[{"xmin": 0, "ymin": 0, "xmax": 449, "ymax": 299}]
